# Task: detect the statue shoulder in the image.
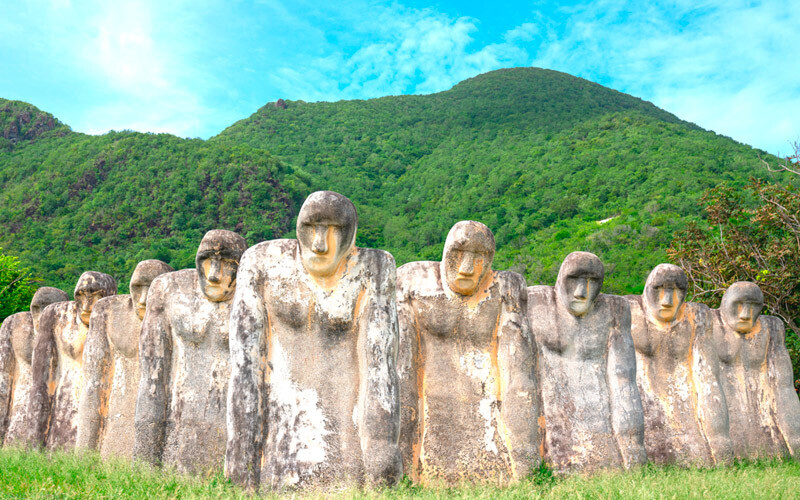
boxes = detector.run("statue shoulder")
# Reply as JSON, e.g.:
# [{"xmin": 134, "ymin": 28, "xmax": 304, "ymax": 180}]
[
  {"xmin": 527, "ymin": 285, "xmax": 555, "ymax": 307},
  {"xmin": 0, "ymin": 311, "xmax": 32, "ymax": 339},
  {"xmin": 495, "ymin": 270, "xmax": 527, "ymax": 302},
  {"xmin": 396, "ymin": 261, "xmax": 440, "ymax": 298}
]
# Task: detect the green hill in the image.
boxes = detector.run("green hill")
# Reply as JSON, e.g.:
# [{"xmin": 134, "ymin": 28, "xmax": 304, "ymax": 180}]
[{"xmin": 0, "ymin": 67, "xmax": 790, "ymax": 295}]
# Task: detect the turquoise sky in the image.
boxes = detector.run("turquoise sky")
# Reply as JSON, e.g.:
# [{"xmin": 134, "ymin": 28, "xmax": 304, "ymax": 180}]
[{"xmin": 1, "ymin": 0, "xmax": 797, "ymax": 156}]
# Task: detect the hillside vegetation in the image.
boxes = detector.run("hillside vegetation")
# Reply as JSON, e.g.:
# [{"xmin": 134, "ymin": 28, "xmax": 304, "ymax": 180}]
[{"xmin": 0, "ymin": 67, "xmax": 791, "ymax": 295}]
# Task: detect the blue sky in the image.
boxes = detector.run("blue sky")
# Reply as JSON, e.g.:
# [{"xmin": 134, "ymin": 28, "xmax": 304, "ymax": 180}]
[{"xmin": 1, "ymin": 0, "xmax": 797, "ymax": 156}]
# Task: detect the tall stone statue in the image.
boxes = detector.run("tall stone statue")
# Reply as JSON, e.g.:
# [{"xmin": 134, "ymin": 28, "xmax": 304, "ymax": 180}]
[
  {"xmin": 226, "ymin": 191, "xmax": 402, "ymax": 491},
  {"xmin": 1, "ymin": 287, "xmax": 68, "ymax": 445},
  {"xmin": 396, "ymin": 221, "xmax": 539, "ymax": 485},
  {"xmin": 626, "ymin": 264, "xmax": 732, "ymax": 465},
  {"xmin": 133, "ymin": 230, "xmax": 246, "ymax": 473},
  {"xmin": 527, "ymin": 251, "xmax": 646, "ymax": 472},
  {"xmin": 28, "ymin": 273, "xmax": 117, "ymax": 449},
  {"xmin": 77, "ymin": 259, "xmax": 173, "ymax": 458},
  {"xmin": 712, "ymin": 282, "xmax": 800, "ymax": 458}
]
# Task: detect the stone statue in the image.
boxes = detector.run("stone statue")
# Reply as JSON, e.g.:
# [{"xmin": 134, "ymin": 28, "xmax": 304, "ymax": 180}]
[
  {"xmin": 712, "ymin": 282, "xmax": 800, "ymax": 459},
  {"xmin": 396, "ymin": 221, "xmax": 539, "ymax": 485},
  {"xmin": 1, "ymin": 287, "xmax": 68, "ymax": 445},
  {"xmin": 28, "ymin": 273, "xmax": 117, "ymax": 449},
  {"xmin": 133, "ymin": 230, "xmax": 246, "ymax": 473},
  {"xmin": 626, "ymin": 264, "xmax": 732, "ymax": 465},
  {"xmin": 77, "ymin": 259, "xmax": 173, "ymax": 459},
  {"xmin": 527, "ymin": 251, "xmax": 646, "ymax": 472},
  {"xmin": 226, "ymin": 191, "xmax": 402, "ymax": 491}
]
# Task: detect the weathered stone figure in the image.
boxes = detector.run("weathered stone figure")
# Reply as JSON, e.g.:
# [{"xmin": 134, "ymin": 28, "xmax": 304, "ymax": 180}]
[
  {"xmin": 712, "ymin": 282, "xmax": 800, "ymax": 458},
  {"xmin": 77, "ymin": 259, "xmax": 173, "ymax": 458},
  {"xmin": 396, "ymin": 221, "xmax": 539, "ymax": 485},
  {"xmin": 226, "ymin": 191, "xmax": 401, "ymax": 491},
  {"xmin": 527, "ymin": 251, "xmax": 645, "ymax": 472},
  {"xmin": 134, "ymin": 230, "xmax": 246, "ymax": 473},
  {"xmin": 626, "ymin": 264, "xmax": 732, "ymax": 465},
  {"xmin": 28, "ymin": 273, "xmax": 117, "ymax": 449},
  {"xmin": 1, "ymin": 287, "xmax": 68, "ymax": 445}
]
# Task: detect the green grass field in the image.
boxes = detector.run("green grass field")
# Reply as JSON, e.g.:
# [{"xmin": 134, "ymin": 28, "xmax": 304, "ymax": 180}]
[{"xmin": 1, "ymin": 448, "xmax": 798, "ymax": 499}]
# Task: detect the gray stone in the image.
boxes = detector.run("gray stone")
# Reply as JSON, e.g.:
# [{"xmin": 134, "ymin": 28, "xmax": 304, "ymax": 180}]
[
  {"xmin": 626, "ymin": 264, "xmax": 732, "ymax": 466},
  {"xmin": 28, "ymin": 274, "xmax": 116, "ymax": 449},
  {"xmin": 1, "ymin": 287, "xmax": 68, "ymax": 446},
  {"xmin": 134, "ymin": 231, "xmax": 246, "ymax": 474},
  {"xmin": 396, "ymin": 221, "xmax": 540, "ymax": 485},
  {"xmin": 712, "ymin": 282, "xmax": 800, "ymax": 459},
  {"xmin": 77, "ymin": 260, "xmax": 173, "ymax": 459},
  {"xmin": 226, "ymin": 191, "xmax": 401, "ymax": 491},
  {"xmin": 527, "ymin": 251, "xmax": 646, "ymax": 472}
]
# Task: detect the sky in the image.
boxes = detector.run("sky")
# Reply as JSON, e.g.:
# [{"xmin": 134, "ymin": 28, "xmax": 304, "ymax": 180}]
[{"xmin": 1, "ymin": 0, "xmax": 798, "ymax": 156}]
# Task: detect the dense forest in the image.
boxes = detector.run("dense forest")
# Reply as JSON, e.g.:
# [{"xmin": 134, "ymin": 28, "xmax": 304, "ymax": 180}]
[{"xmin": 0, "ymin": 68, "xmax": 793, "ymax": 297}]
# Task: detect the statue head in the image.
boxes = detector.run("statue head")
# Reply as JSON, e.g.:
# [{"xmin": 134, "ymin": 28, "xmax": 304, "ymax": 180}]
[
  {"xmin": 296, "ymin": 191, "xmax": 358, "ymax": 278},
  {"xmin": 130, "ymin": 260, "xmax": 174, "ymax": 319},
  {"xmin": 74, "ymin": 272, "xmax": 117, "ymax": 325},
  {"xmin": 720, "ymin": 281, "xmax": 764, "ymax": 334},
  {"xmin": 196, "ymin": 230, "xmax": 247, "ymax": 303},
  {"xmin": 556, "ymin": 251, "xmax": 604, "ymax": 317},
  {"xmin": 643, "ymin": 264, "xmax": 688, "ymax": 324},
  {"xmin": 441, "ymin": 221, "xmax": 495, "ymax": 296},
  {"xmin": 30, "ymin": 287, "xmax": 68, "ymax": 332}
]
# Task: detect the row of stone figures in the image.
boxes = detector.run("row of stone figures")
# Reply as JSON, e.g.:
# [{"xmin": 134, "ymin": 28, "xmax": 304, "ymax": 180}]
[{"xmin": 1, "ymin": 191, "xmax": 799, "ymax": 491}]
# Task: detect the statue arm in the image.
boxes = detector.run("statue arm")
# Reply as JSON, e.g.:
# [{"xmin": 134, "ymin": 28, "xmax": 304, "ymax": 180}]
[
  {"xmin": 498, "ymin": 275, "xmax": 541, "ymax": 478},
  {"xmin": 27, "ymin": 306, "xmax": 59, "ymax": 448},
  {"xmin": 691, "ymin": 309, "xmax": 733, "ymax": 464},
  {"xmin": 76, "ymin": 299, "xmax": 113, "ymax": 450},
  {"xmin": 0, "ymin": 318, "xmax": 15, "ymax": 442},
  {"xmin": 225, "ymin": 249, "xmax": 268, "ymax": 490},
  {"xmin": 133, "ymin": 281, "xmax": 172, "ymax": 465},
  {"xmin": 765, "ymin": 318, "xmax": 800, "ymax": 456},
  {"xmin": 359, "ymin": 254, "xmax": 402, "ymax": 486},
  {"xmin": 395, "ymin": 273, "xmax": 420, "ymax": 477},
  {"xmin": 606, "ymin": 299, "xmax": 647, "ymax": 468}
]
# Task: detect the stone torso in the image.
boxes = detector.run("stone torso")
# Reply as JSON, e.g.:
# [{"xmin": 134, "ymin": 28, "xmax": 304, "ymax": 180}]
[
  {"xmin": 628, "ymin": 298, "xmax": 712, "ymax": 465},
  {"xmin": 46, "ymin": 301, "xmax": 88, "ymax": 450},
  {"xmin": 1, "ymin": 312, "xmax": 34, "ymax": 445},
  {"xmin": 712, "ymin": 312, "xmax": 787, "ymax": 458},
  {"xmin": 253, "ymin": 240, "xmax": 377, "ymax": 489},
  {"xmin": 528, "ymin": 286, "xmax": 623, "ymax": 472},
  {"xmin": 397, "ymin": 261, "xmax": 513, "ymax": 484},
  {"xmin": 160, "ymin": 269, "xmax": 231, "ymax": 473}
]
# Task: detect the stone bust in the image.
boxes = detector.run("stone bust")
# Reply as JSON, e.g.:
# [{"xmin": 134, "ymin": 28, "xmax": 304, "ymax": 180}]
[
  {"xmin": 396, "ymin": 221, "xmax": 540, "ymax": 485},
  {"xmin": 226, "ymin": 191, "xmax": 402, "ymax": 491}
]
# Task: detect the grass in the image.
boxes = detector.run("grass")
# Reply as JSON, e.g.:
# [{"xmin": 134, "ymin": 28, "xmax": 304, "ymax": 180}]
[{"xmin": 1, "ymin": 448, "xmax": 799, "ymax": 499}]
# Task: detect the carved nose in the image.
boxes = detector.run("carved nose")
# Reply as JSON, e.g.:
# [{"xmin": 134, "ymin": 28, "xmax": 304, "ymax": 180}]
[
  {"xmin": 661, "ymin": 290, "xmax": 673, "ymax": 307},
  {"xmin": 574, "ymin": 279, "xmax": 587, "ymax": 300},
  {"xmin": 739, "ymin": 306, "xmax": 751, "ymax": 321},
  {"xmin": 207, "ymin": 260, "xmax": 222, "ymax": 283},
  {"xmin": 137, "ymin": 292, "xmax": 147, "ymax": 307},
  {"xmin": 312, "ymin": 226, "xmax": 328, "ymax": 254},
  {"xmin": 458, "ymin": 254, "xmax": 475, "ymax": 276}
]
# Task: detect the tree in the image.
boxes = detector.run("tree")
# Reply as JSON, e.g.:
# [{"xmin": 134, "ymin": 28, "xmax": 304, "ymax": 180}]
[
  {"xmin": 0, "ymin": 248, "xmax": 38, "ymax": 322},
  {"xmin": 668, "ymin": 141, "xmax": 800, "ymax": 388}
]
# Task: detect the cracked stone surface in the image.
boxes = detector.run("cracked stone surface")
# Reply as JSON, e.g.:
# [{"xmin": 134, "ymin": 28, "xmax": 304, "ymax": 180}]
[
  {"xmin": 28, "ymin": 273, "xmax": 116, "ymax": 450},
  {"xmin": 626, "ymin": 264, "xmax": 732, "ymax": 466},
  {"xmin": 134, "ymin": 230, "xmax": 246, "ymax": 474},
  {"xmin": 527, "ymin": 251, "xmax": 646, "ymax": 473},
  {"xmin": 711, "ymin": 282, "xmax": 800, "ymax": 459},
  {"xmin": 226, "ymin": 191, "xmax": 402, "ymax": 491},
  {"xmin": 77, "ymin": 260, "xmax": 173, "ymax": 459},
  {"xmin": 396, "ymin": 221, "xmax": 540, "ymax": 485}
]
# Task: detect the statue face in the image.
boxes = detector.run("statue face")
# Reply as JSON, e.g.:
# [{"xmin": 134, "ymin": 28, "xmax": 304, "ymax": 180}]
[
  {"xmin": 30, "ymin": 304, "xmax": 44, "ymax": 332},
  {"xmin": 644, "ymin": 264, "xmax": 688, "ymax": 323},
  {"xmin": 30, "ymin": 287, "xmax": 68, "ymax": 332},
  {"xmin": 198, "ymin": 253, "xmax": 238, "ymax": 302},
  {"xmin": 130, "ymin": 260, "xmax": 173, "ymax": 319},
  {"xmin": 296, "ymin": 191, "xmax": 357, "ymax": 279},
  {"xmin": 75, "ymin": 289, "xmax": 106, "ymax": 325},
  {"xmin": 721, "ymin": 282, "xmax": 764, "ymax": 334},
  {"xmin": 73, "ymin": 272, "xmax": 117, "ymax": 325},
  {"xmin": 556, "ymin": 252, "xmax": 604, "ymax": 317},
  {"xmin": 442, "ymin": 221, "xmax": 495, "ymax": 296}
]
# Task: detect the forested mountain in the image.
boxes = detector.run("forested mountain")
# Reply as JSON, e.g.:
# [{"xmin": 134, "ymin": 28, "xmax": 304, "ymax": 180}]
[{"xmin": 0, "ymin": 68, "xmax": 790, "ymax": 295}]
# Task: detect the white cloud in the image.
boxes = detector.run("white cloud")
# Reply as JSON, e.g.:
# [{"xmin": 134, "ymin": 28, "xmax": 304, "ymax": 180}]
[{"xmin": 531, "ymin": 0, "xmax": 800, "ymax": 155}]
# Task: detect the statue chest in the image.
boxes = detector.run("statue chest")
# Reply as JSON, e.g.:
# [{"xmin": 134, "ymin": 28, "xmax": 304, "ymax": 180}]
[
  {"xmin": 266, "ymin": 278, "xmax": 361, "ymax": 337},
  {"xmin": 412, "ymin": 294, "xmax": 501, "ymax": 342},
  {"xmin": 171, "ymin": 298, "xmax": 229, "ymax": 348}
]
